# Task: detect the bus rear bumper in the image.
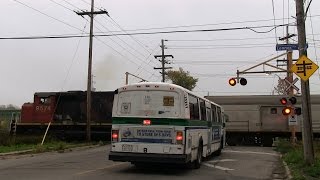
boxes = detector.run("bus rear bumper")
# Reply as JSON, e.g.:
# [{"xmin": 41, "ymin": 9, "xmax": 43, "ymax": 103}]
[{"xmin": 109, "ymin": 152, "xmax": 191, "ymax": 164}]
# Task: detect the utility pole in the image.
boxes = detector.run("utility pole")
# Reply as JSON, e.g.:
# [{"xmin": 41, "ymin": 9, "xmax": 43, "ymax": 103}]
[
  {"xmin": 154, "ymin": 39, "xmax": 173, "ymax": 82},
  {"xmin": 279, "ymin": 26, "xmax": 296, "ymax": 143},
  {"xmin": 76, "ymin": 0, "xmax": 108, "ymax": 142},
  {"xmin": 295, "ymin": 0, "xmax": 314, "ymax": 165}
]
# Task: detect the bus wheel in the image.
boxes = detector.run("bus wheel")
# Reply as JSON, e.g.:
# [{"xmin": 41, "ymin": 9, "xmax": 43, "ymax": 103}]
[
  {"xmin": 214, "ymin": 139, "xmax": 223, "ymax": 156},
  {"xmin": 193, "ymin": 142, "xmax": 203, "ymax": 169}
]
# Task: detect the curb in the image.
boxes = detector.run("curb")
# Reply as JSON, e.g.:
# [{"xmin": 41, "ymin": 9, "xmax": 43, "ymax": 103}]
[
  {"xmin": 0, "ymin": 149, "xmax": 33, "ymax": 156},
  {"xmin": 280, "ymin": 155, "xmax": 293, "ymax": 180},
  {"xmin": 0, "ymin": 144, "xmax": 105, "ymax": 157}
]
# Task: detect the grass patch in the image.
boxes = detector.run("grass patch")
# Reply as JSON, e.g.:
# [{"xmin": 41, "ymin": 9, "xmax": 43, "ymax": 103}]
[
  {"xmin": 0, "ymin": 132, "xmax": 106, "ymax": 154},
  {"xmin": 275, "ymin": 139, "xmax": 320, "ymax": 180}
]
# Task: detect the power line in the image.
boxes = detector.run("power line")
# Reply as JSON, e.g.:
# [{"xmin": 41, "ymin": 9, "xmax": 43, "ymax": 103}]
[
  {"xmin": 0, "ymin": 23, "xmax": 290, "ymax": 40},
  {"xmin": 12, "ymin": 0, "xmax": 83, "ymax": 32},
  {"xmin": 46, "ymin": 0, "xmax": 158, "ymax": 76}
]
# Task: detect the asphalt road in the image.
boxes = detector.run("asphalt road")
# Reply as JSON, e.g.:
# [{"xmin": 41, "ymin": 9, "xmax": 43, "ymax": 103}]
[{"xmin": 0, "ymin": 145, "xmax": 286, "ymax": 180}]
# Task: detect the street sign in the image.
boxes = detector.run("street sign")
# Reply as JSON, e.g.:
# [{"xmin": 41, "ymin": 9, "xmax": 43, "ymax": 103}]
[
  {"xmin": 276, "ymin": 44, "xmax": 299, "ymax": 51},
  {"xmin": 285, "ymin": 78, "xmax": 299, "ymax": 92},
  {"xmin": 291, "ymin": 55, "xmax": 319, "ymax": 81},
  {"xmin": 288, "ymin": 115, "xmax": 298, "ymax": 126}
]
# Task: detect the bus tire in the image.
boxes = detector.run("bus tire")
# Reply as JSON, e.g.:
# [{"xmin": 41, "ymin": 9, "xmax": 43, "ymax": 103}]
[{"xmin": 193, "ymin": 141, "xmax": 203, "ymax": 169}]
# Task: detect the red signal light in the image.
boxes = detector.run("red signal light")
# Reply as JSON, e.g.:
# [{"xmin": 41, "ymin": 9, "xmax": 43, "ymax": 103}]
[
  {"xmin": 280, "ymin": 98, "xmax": 287, "ymax": 105},
  {"xmin": 229, "ymin": 78, "xmax": 236, "ymax": 86},
  {"xmin": 282, "ymin": 107, "xmax": 292, "ymax": 115}
]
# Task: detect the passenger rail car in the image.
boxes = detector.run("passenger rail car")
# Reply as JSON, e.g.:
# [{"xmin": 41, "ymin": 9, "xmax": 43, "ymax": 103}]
[{"xmin": 206, "ymin": 95, "xmax": 320, "ymax": 146}]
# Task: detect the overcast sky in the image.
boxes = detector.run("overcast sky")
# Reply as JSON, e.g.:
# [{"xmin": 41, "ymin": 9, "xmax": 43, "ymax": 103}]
[{"xmin": 1, "ymin": 0, "xmax": 320, "ymax": 106}]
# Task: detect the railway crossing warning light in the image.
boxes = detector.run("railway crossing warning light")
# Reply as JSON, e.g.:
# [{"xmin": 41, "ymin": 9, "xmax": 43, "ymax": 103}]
[
  {"xmin": 280, "ymin": 97, "xmax": 300, "ymax": 115},
  {"xmin": 295, "ymin": 107, "xmax": 302, "ymax": 115},
  {"xmin": 228, "ymin": 78, "xmax": 236, "ymax": 86},
  {"xmin": 282, "ymin": 107, "xmax": 292, "ymax": 115},
  {"xmin": 280, "ymin": 97, "xmax": 288, "ymax": 105},
  {"xmin": 239, "ymin": 78, "xmax": 247, "ymax": 86},
  {"xmin": 228, "ymin": 77, "xmax": 247, "ymax": 86}
]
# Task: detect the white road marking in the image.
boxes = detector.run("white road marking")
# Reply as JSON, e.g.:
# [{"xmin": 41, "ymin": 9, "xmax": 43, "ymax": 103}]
[
  {"xmin": 224, "ymin": 150, "xmax": 280, "ymax": 156},
  {"xmin": 207, "ymin": 159, "xmax": 237, "ymax": 163},
  {"xmin": 75, "ymin": 162, "xmax": 126, "ymax": 175},
  {"xmin": 203, "ymin": 163, "xmax": 234, "ymax": 171}
]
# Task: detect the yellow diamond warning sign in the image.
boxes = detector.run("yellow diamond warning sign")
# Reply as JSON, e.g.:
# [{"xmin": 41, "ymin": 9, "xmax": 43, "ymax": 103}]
[{"xmin": 291, "ymin": 55, "xmax": 319, "ymax": 81}]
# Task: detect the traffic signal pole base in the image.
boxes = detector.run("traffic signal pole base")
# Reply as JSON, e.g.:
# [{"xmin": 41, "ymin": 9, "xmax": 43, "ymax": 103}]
[{"xmin": 290, "ymin": 125, "xmax": 297, "ymax": 144}]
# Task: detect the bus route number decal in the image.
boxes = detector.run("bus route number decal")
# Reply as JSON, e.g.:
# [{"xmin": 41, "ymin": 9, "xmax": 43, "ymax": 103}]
[{"xmin": 163, "ymin": 96, "xmax": 174, "ymax": 106}]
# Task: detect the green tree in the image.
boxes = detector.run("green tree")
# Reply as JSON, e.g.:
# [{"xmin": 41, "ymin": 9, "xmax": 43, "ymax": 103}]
[{"xmin": 166, "ymin": 67, "xmax": 198, "ymax": 91}]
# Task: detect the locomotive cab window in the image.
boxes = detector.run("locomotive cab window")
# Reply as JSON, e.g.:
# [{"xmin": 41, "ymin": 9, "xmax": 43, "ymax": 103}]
[{"xmin": 40, "ymin": 97, "xmax": 51, "ymax": 104}]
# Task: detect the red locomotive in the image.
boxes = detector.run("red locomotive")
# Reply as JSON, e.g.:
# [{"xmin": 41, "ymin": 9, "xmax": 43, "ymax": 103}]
[{"xmin": 16, "ymin": 91, "xmax": 114, "ymax": 140}]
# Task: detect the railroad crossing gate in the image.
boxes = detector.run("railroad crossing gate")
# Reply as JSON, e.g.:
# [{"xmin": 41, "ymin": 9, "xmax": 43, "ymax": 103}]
[{"xmin": 291, "ymin": 55, "xmax": 319, "ymax": 81}]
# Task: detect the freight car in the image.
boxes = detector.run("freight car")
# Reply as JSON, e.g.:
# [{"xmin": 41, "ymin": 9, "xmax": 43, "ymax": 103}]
[
  {"xmin": 13, "ymin": 91, "xmax": 114, "ymax": 140},
  {"xmin": 206, "ymin": 95, "xmax": 320, "ymax": 146}
]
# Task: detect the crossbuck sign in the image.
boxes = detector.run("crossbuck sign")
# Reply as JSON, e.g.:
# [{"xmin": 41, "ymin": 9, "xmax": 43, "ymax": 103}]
[{"xmin": 285, "ymin": 78, "xmax": 299, "ymax": 92}]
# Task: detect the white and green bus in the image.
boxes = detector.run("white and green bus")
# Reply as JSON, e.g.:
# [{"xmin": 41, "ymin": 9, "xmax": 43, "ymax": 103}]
[{"xmin": 108, "ymin": 82, "xmax": 226, "ymax": 168}]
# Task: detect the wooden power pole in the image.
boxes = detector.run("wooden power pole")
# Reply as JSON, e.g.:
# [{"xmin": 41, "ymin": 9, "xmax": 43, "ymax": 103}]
[
  {"xmin": 295, "ymin": 0, "xmax": 314, "ymax": 165},
  {"xmin": 154, "ymin": 39, "xmax": 173, "ymax": 82},
  {"xmin": 76, "ymin": 0, "xmax": 108, "ymax": 142}
]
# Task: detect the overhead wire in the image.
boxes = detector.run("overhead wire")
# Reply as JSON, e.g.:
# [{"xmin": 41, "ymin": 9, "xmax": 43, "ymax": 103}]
[
  {"xmin": 106, "ymin": 15, "xmax": 153, "ymax": 54},
  {"xmin": 0, "ymin": 23, "xmax": 291, "ymax": 40},
  {"xmin": 48, "ymin": 0, "xmax": 158, "ymax": 79},
  {"xmin": 12, "ymin": 0, "xmax": 83, "ymax": 32}
]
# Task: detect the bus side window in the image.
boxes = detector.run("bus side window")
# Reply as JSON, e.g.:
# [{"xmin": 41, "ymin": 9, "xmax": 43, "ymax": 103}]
[
  {"xmin": 206, "ymin": 107, "xmax": 211, "ymax": 122},
  {"xmin": 211, "ymin": 104, "xmax": 217, "ymax": 123},
  {"xmin": 217, "ymin": 107, "xmax": 222, "ymax": 123},
  {"xmin": 189, "ymin": 95, "xmax": 199, "ymax": 120},
  {"xmin": 199, "ymin": 99, "xmax": 206, "ymax": 121}
]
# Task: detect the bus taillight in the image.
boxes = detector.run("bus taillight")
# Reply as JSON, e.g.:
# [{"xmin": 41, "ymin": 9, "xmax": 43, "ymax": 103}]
[
  {"xmin": 112, "ymin": 130, "xmax": 119, "ymax": 142},
  {"xmin": 143, "ymin": 119, "xmax": 151, "ymax": 125},
  {"xmin": 176, "ymin": 131, "xmax": 183, "ymax": 144}
]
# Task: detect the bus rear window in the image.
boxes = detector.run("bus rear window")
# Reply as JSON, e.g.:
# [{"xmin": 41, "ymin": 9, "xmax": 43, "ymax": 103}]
[{"xmin": 116, "ymin": 91, "xmax": 180, "ymax": 117}]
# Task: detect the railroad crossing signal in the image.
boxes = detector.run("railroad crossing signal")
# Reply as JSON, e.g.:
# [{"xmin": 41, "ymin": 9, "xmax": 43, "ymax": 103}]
[
  {"xmin": 228, "ymin": 77, "xmax": 247, "ymax": 86},
  {"xmin": 291, "ymin": 55, "xmax": 319, "ymax": 81},
  {"xmin": 279, "ymin": 97, "xmax": 301, "ymax": 116}
]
